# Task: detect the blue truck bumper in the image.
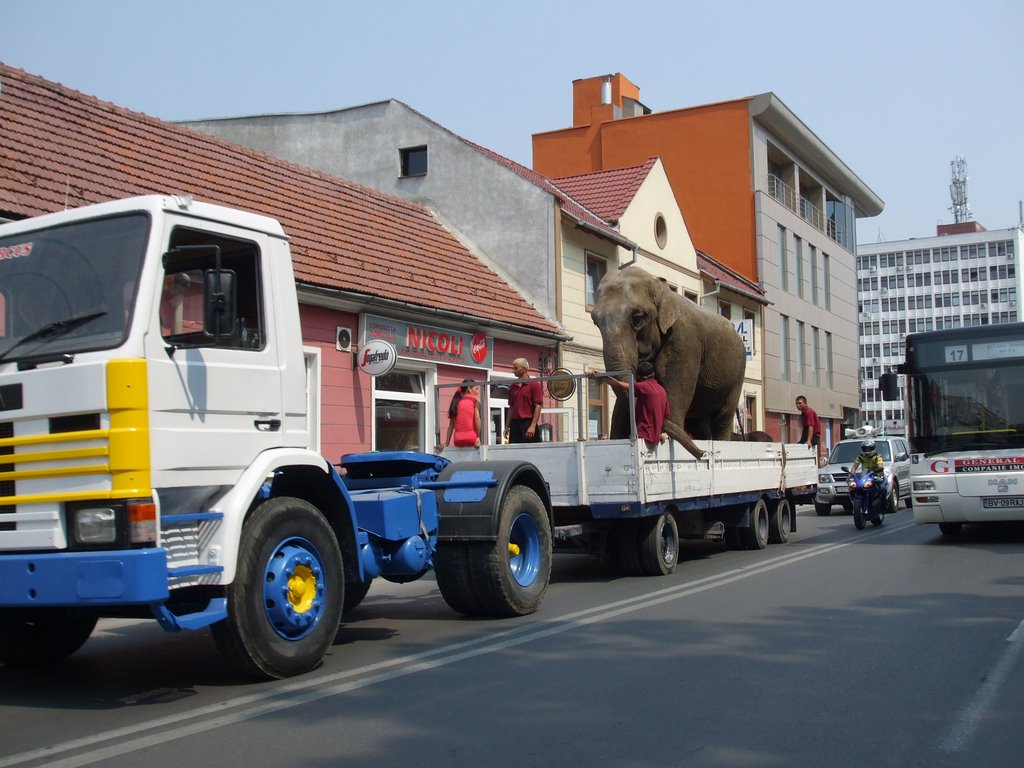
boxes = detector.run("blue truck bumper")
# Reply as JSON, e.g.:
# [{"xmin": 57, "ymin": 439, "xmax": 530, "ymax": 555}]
[{"xmin": 0, "ymin": 549, "xmax": 169, "ymax": 606}]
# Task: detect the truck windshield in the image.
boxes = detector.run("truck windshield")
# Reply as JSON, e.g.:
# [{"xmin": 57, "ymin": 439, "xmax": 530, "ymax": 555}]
[
  {"xmin": 0, "ymin": 213, "xmax": 149, "ymax": 363},
  {"xmin": 909, "ymin": 367, "xmax": 1024, "ymax": 454}
]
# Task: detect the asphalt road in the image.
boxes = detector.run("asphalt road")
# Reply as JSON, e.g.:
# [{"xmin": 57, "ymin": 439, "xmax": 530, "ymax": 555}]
[{"xmin": 2, "ymin": 507, "xmax": 1023, "ymax": 768}]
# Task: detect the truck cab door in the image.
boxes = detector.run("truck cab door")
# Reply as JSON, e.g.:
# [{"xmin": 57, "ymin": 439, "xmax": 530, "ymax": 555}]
[{"xmin": 144, "ymin": 224, "xmax": 291, "ymax": 489}]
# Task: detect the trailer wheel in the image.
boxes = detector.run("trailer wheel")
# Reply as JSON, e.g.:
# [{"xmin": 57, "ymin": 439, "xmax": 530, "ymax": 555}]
[
  {"xmin": 740, "ymin": 499, "xmax": 770, "ymax": 550},
  {"xmin": 768, "ymin": 498, "xmax": 792, "ymax": 544},
  {"xmin": 0, "ymin": 608, "xmax": 97, "ymax": 666},
  {"xmin": 435, "ymin": 542, "xmax": 487, "ymax": 616},
  {"xmin": 466, "ymin": 484, "xmax": 551, "ymax": 617},
  {"xmin": 211, "ymin": 497, "xmax": 343, "ymax": 679},
  {"xmin": 638, "ymin": 512, "xmax": 679, "ymax": 576}
]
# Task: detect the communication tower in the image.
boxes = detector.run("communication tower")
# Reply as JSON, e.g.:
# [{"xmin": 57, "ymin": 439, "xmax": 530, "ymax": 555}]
[{"xmin": 949, "ymin": 155, "xmax": 973, "ymax": 223}]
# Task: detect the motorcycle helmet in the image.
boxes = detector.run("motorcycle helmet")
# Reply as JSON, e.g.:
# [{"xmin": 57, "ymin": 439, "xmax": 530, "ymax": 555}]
[{"xmin": 861, "ymin": 440, "xmax": 876, "ymax": 454}]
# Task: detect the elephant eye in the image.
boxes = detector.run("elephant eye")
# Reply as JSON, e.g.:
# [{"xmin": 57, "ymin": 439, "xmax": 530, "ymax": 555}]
[{"xmin": 630, "ymin": 312, "xmax": 646, "ymax": 331}]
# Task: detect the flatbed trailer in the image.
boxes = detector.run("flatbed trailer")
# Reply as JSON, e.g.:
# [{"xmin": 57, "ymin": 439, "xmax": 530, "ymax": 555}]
[{"xmin": 439, "ymin": 374, "xmax": 818, "ymax": 575}]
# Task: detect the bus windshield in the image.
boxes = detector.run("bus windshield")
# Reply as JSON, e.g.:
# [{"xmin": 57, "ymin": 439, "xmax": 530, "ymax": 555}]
[
  {"xmin": 909, "ymin": 366, "xmax": 1024, "ymax": 454},
  {"xmin": 0, "ymin": 213, "xmax": 150, "ymax": 363}
]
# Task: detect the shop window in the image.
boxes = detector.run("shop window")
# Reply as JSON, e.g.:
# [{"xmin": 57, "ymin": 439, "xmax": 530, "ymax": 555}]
[{"xmin": 374, "ymin": 369, "xmax": 426, "ymax": 451}]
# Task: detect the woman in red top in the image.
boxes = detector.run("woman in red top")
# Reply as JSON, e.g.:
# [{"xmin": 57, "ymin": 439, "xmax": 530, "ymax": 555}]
[{"xmin": 444, "ymin": 380, "xmax": 481, "ymax": 448}]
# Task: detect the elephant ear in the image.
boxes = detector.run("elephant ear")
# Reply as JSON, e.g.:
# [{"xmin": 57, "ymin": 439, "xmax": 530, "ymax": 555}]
[{"xmin": 653, "ymin": 278, "xmax": 682, "ymax": 335}]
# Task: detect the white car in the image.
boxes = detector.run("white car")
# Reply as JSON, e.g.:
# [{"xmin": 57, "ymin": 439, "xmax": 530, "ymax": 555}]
[{"xmin": 814, "ymin": 435, "xmax": 913, "ymax": 516}]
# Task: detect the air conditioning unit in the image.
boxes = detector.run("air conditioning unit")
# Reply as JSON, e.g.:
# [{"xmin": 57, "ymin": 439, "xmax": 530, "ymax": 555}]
[{"xmin": 336, "ymin": 326, "xmax": 354, "ymax": 352}]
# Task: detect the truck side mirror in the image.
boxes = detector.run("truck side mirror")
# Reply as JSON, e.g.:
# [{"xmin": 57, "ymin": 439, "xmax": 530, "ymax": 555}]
[
  {"xmin": 878, "ymin": 372, "xmax": 900, "ymax": 401},
  {"xmin": 204, "ymin": 268, "xmax": 237, "ymax": 339}
]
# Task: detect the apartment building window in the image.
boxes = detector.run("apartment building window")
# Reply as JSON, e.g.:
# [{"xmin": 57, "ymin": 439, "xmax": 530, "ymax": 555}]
[
  {"xmin": 585, "ymin": 253, "xmax": 607, "ymax": 309},
  {"xmin": 810, "ymin": 244, "xmax": 818, "ymax": 305},
  {"xmin": 399, "ymin": 145, "xmax": 428, "ymax": 177},
  {"xmin": 780, "ymin": 314, "xmax": 790, "ymax": 380},
  {"xmin": 718, "ymin": 300, "xmax": 732, "ymax": 319},
  {"xmin": 744, "ymin": 395, "xmax": 756, "ymax": 433},
  {"xmin": 796, "ymin": 320, "xmax": 806, "ymax": 383},
  {"xmin": 777, "ymin": 225, "xmax": 788, "ymax": 291},
  {"xmin": 794, "ymin": 236, "xmax": 804, "ymax": 299},
  {"xmin": 823, "ymin": 252, "xmax": 832, "ymax": 310},
  {"xmin": 812, "ymin": 326, "xmax": 821, "ymax": 386},
  {"xmin": 825, "ymin": 331, "xmax": 834, "ymax": 388}
]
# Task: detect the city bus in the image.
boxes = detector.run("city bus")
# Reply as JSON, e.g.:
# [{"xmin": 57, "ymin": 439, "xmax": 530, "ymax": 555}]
[{"xmin": 880, "ymin": 322, "xmax": 1024, "ymax": 535}]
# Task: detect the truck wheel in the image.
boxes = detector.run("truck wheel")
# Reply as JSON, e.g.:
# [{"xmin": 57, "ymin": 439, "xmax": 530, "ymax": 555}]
[
  {"xmin": 814, "ymin": 501, "xmax": 832, "ymax": 517},
  {"xmin": 435, "ymin": 542, "xmax": 487, "ymax": 616},
  {"xmin": 467, "ymin": 484, "xmax": 552, "ymax": 617},
  {"xmin": 638, "ymin": 512, "xmax": 679, "ymax": 576},
  {"xmin": 0, "ymin": 608, "xmax": 97, "ymax": 666},
  {"xmin": 768, "ymin": 498, "xmax": 792, "ymax": 544},
  {"xmin": 740, "ymin": 499, "xmax": 770, "ymax": 550},
  {"xmin": 211, "ymin": 497, "xmax": 344, "ymax": 680},
  {"xmin": 616, "ymin": 519, "xmax": 642, "ymax": 575},
  {"xmin": 342, "ymin": 579, "xmax": 373, "ymax": 613}
]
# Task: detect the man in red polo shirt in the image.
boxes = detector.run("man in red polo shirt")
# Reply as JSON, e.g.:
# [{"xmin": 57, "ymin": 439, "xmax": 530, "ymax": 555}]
[
  {"xmin": 590, "ymin": 361, "xmax": 669, "ymax": 449},
  {"xmin": 795, "ymin": 395, "xmax": 821, "ymax": 455}
]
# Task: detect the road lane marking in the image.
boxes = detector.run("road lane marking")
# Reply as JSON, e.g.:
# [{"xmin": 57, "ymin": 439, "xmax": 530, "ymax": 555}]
[
  {"xmin": 0, "ymin": 520, "xmax": 916, "ymax": 768},
  {"xmin": 939, "ymin": 617, "xmax": 1024, "ymax": 752}
]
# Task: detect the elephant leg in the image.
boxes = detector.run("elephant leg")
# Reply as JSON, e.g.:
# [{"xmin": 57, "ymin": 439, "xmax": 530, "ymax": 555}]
[
  {"xmin": 710, "ymin": 406, "xmax": 738, "ymax": 441},
  {"xmin": 664, "ymin": 418, "xmax": 706, "ymax": 460}
]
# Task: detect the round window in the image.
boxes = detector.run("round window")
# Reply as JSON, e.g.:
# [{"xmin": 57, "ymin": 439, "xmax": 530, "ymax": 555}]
[{"xmin": 654, "ymin": 213, "xmax": 668, "ymax": 249}]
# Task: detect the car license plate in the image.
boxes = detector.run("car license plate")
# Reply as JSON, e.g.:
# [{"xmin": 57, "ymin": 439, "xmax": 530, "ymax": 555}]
[{"xmin": 982, "ymin": 497, "xmax": 1024, "ymax": 509}]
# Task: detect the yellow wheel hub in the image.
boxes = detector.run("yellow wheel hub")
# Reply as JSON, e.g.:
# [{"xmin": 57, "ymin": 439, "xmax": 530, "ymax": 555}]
[{"xmin": 287, "ymin": 564, "xmax": 317, "ymax": 614}]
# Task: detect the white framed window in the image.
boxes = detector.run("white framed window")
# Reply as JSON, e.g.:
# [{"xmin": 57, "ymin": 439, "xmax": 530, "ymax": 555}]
[{"xmin": 373, "ymin": 365, "xmax": 435, "ymax": 451}]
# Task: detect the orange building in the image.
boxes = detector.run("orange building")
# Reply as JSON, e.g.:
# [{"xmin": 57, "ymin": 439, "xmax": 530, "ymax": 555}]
[{"xmin": 534, "ymin": 73, "xmax": 884, "ymax": 452}]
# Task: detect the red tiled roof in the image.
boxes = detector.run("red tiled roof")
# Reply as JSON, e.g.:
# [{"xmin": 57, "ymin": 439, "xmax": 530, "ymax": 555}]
[
  {"xmin": 551, "ymin": 159, "xmax": 658, "ymax": 223},
  {"xmin": 696, "ymin": 250, "xmax": 767, "ymax": 304},
  {"xmin": 0, "ymin": 64, "xmax": 562, "ymax": 337}
]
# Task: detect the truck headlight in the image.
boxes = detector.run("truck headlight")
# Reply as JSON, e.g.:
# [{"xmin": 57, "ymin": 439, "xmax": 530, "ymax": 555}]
[
  {"xmin": 818, "ymin": 474, "xmax": 831, "ymax": 484},
  {"xmin": 75, "ymin": 507, "xmax": 118, "ymax": 544},
  {"xmin": 914, "ymin": 480, "xmax": 936, "ymax": 492}
]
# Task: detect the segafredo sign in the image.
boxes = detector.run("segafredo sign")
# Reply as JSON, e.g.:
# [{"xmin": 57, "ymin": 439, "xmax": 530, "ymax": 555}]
[{"xmin": 358, "ymin": 339, "xmax": 397, "ymax": 376}]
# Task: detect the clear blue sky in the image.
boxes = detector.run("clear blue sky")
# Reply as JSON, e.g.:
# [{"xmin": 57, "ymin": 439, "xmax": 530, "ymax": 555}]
[{"xmin": 3, "ymin": 0, "xmax": 1021, "ymax": 244}]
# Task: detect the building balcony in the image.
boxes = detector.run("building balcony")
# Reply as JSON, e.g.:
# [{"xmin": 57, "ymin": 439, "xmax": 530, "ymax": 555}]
[{"xmin": 767, "ymin": 173, "xmax": 849, "ymax": 250}]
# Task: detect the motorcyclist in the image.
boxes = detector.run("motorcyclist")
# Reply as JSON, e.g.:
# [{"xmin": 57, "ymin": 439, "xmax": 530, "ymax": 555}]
[{"xmin": 851, "ymin": 440, "xmax": 887, "ymax": 496}]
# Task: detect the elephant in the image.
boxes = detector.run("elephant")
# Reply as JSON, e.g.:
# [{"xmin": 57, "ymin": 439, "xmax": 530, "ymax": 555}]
[{"xmin": 591, "ymin": 266, "xmax": 747, "ymax": 459}]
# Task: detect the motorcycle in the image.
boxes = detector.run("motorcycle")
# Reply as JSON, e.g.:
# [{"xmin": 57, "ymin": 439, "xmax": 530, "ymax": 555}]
[{"xmin": 843, "ymin": 465, "xmax": 891, "ymax": 529}]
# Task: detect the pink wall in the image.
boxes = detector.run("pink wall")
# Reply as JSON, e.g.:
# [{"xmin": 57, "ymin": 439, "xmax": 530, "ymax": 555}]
[{"xmin": 299, "ymin": 304, "xmax": 557, "ymax": 460}]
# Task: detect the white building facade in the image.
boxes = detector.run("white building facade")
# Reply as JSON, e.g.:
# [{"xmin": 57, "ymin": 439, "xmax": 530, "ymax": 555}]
[{"xmin": 855, "ymin": 224, "xmax": 1024, "ymax": 432}]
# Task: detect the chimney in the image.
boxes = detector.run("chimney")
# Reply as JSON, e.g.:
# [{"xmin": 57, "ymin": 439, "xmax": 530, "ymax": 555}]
[{"xmin": 601, "ymin": 76, "xmax": 612, "ymax": 105}]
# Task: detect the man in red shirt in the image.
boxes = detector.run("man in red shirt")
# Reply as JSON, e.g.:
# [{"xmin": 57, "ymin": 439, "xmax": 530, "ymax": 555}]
[
  {"xmin": 591, "ymin": 361, "xmax": 669, "ymax": 449},
  {"xmin": 795, "ymin": 395, "xmax": 821, "ymax": 453},
  {"xmin": 506, "ymin": 357, "xmax": 543, "ymax": 443}
]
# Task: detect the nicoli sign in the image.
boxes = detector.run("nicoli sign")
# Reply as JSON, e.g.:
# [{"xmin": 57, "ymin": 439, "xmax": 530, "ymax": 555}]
[{"xmin": 362, "ymin": 313, "xmax": 493, "ymax": 369}]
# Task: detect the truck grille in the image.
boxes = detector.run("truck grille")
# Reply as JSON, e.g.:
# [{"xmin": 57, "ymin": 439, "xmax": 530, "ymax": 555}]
[{"xmin": 0, "ymin": 421, "xmax": 12, "ymax": 527}]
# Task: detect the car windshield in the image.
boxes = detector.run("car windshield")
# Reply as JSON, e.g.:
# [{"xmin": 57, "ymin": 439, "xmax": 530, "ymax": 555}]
[
  {"xmin": 0, "ymin": 213, "xmax": 149, "ymax": 363},
  {"xmin": 829, "ymin": 441, "xmax": 891, "ymax": 465}
]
